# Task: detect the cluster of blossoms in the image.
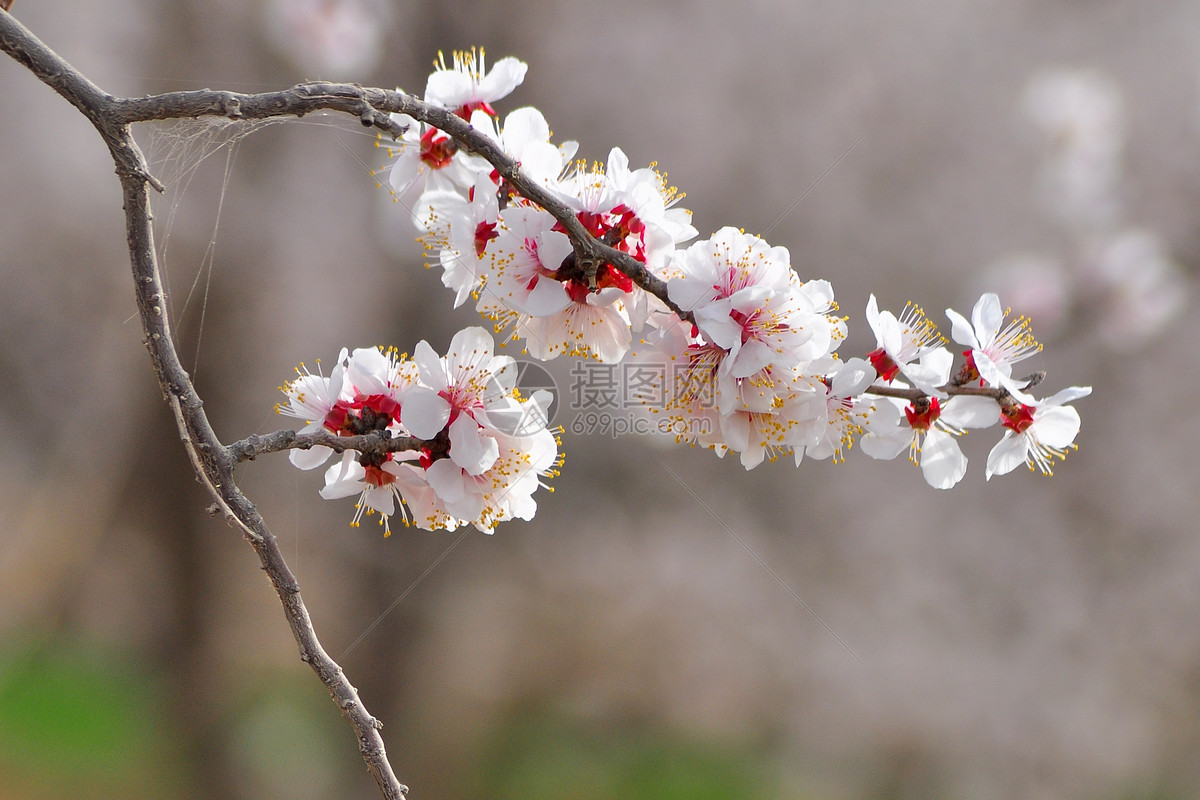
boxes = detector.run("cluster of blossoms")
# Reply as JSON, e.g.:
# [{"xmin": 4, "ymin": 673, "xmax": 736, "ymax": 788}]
[
  {"xmin": 279, "ymin": 50, "xmax": 1092, "ymax": 532},
  {"xmin": 277, "ymin": 327, "xmax": 560, "ymax": 534}
]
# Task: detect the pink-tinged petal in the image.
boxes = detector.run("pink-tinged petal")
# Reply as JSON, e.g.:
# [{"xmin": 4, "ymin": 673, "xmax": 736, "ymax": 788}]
[
  {"xmin": 1033, "ymin": 406, "xmax": 1081, "ymax": 448},
  {"xmin": 504, "ymin": 487, "xmax": 537, "ymax": 521},
  {"xmin": 986, "ymin": 433, "xmax": 1027, "ymax": 479},
  {"xmin": 945, "ymin": 307, "xmax": 979, "ymax": 349},
  {"xmin": 725, "ymin": 284, "xmax": 775, "ymax": 313},
  {"xmin": 940, "ymin": 396, "xmax": 1001, "ymax": 428},
  {"xmin": 448, "ymin": 415, "xmax": 499, "ymax": 475},
  {"xmin": 290, "ymin": 445, "xmax": 333, "ymax": 471},
  {"xmin": 720, "ymin": 412, "xmax": 751, "ymax": 454},
  {"xmin": 920, "ymin": 429, "xmax": 967, "ymax": 489},
  {"xmin": 401, "ymin": 387, "xmax": 452, "ymax": 439},
  {"xmin": 587, "ymin": 308, "xmax": 633, "ymax": 364}
]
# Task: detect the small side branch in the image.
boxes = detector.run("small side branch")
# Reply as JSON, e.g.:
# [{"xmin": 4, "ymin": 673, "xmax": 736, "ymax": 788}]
[
  {"xmin": 864, "ymin": 371, "xmax": 1045, "ymax": 403},
  {"xmin": 229, "ymin": 429, "xmax": 424, "ymax": 463}
]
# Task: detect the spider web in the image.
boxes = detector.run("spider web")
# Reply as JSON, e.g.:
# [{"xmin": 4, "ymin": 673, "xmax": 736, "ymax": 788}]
[{"xmin": 136, "ymin": 114, "xmax": 388, "ymax": 376}]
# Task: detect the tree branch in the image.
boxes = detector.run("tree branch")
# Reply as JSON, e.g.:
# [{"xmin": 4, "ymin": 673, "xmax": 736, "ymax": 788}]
[
  {"xmin": 228, "ymin": 429, "xmax": 424, "ymax": 464},
  {"xmin": 1, "ymin": 9, "xmax": 407, "ymax": 797},
  {"xmin": 4, "ymin": 7, "xmax": 689, "ymax": 321},
  {"xmin": 864, "ymin": 371, "xmax": 1046, "ymax": 403},
  {"xmin": 115, "ymin": 82, "xmax": 691, "ymax": 321}
]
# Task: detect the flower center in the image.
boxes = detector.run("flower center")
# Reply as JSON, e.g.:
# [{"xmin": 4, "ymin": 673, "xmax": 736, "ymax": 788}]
[
  {"xmin": 1001, "ymin": 402, "xmax": 1036, "ymax": 434},
  {"xmin": 905, "ymin": 397, "xmax": 942, "ymax": 431},
  {"xmin": 419, "ymin": 128, "xmax": 456, "ymax": 169},
  {"xmin": 868, "ymin": 348, "xmax": 900, "ymax": 382}
]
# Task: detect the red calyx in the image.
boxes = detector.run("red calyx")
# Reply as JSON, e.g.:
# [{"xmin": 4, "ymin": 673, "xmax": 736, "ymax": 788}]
[
  {"xmin": 419, "ymin": 128, "xmax": 455, "ymax": 169},
  {"xmin": 905, "ymin": 397, "xmax": 941, "ymax": 431},
  {"xmin": 1001, "ymin": 403, "xmax": 1035, "ymax": 434},
  {"xmin": 868, "ymin": 348, "xmax": 900, "ymax": 382}
]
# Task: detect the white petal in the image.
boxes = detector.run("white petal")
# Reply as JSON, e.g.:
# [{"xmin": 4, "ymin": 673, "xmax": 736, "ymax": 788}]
[
  {"xmin": 290, "ymin": 445, "xmax": 333, "ymax": 471},
  {"xmin": 860, "ymin": 428, "xmax": 912, "ymax": 461},
  {"xmin": 667, "ymin": 275, "xmax": 717, "ymax": 314},
  {"xmin": 919, "ymin": 429, "xmax": 967, "ymax": 489},
  {"xmin": 425, "ymin": 459, "xmax": 467, "ymax": 503},
  {"xmin": 362, "ymin": 485, "xmax": 395, "ymax": 517},
  {"xmin": 899, "ymin": 359, "xmax": 948, "ymax": 399},
  {"xmin": 319, "ymin": 456, "xmax": 365, "ymax": 499},
  {"xmin": 830, "ymin": 358, "xmax": 875, "ymax": 397},
  {"xmin": 448, "ymin": 415, "xmax": 500, "ymax": 475},
  {"xmin": 500, "ymin": 106, "xmax": 549, "ymax": 149},
  {"xmin": 413, "ymin": 340, "xmax": 446, "ymax": 390},
  {"xmin": 972, "ymin": 293, "xmax": 1004, "ymax": 343},
  {"xmin": 447, "ymin": 327, "xmax": 495, "ymax": 367},
  {"xmin": 865, "ymin": 294, "xmax": 882, "ymax": 335},
  {"xmin": 986, "ymin": 433, "xmax": 1027, "ymax": 479},
  {"xmin": 739, "ymin": 445, "xmax": 767, "ymax": 470},
  {"xmin": 524, "ymin": 278, "xmax": 572, "ymax": 316},
  {"xmin": 401, "ymin": 387, "xmax": 452, "ymax": 439},
  {"xmin": 424, "ymin": 71, "xmax": 471, "ymax": 107},
  {"xmin": 476, "ymin": 57, "xmax": 527, "ymax": 100},
  {"xmin": 728, "ymin": 340, "xmax": 775, "ymax": 379},
  {"xmin": 1043, "ymin": 385, "xmax": 1092, "ymax": 407},
  {"xmin": 940, "ymin": 396, "xmax": 1001, "ymax": 428},
  {"xmin": 918, "ymin": 347, "xmax": 954, "ymax": 385},
  {"xmin": 945, "ymin": 307, "xmax": 980, "ymax": 349},
  {"xmin": 1032, "ymin": 405, "xmax": 1081, "ymax": 448}
]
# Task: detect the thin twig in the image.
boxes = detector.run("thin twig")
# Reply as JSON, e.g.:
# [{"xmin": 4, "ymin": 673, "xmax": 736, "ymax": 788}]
[
  {"xmin": 228, "ymin": 429, "xmax": 424, "ymax": 463},
  {"xmin": 114, "ymin": 82, "xmax": 693, "ymax": 322}
]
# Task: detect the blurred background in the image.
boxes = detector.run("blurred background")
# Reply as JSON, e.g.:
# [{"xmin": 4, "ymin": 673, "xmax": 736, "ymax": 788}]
[{"xmin": 3, "ymin": 1, "xmax": 1200, "ymax": 798}]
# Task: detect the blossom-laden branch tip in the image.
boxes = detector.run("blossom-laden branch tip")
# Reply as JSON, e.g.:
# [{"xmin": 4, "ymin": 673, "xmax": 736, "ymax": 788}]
[
  {"xmin": 276, "ymin": 49, "xmax": 1092, "ymax": 531},
  {"xmin": 278, "ymin": 330, "xmax": 560, "ymax": 535}
]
